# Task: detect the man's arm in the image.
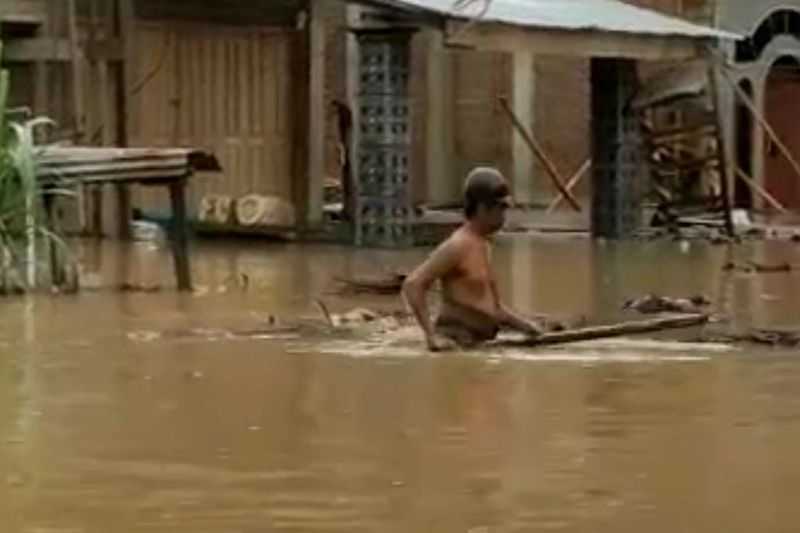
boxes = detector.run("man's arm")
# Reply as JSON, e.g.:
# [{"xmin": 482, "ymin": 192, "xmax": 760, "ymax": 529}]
[
  {"xmin": 402, "ymin": 239, "xmax": 462, "ymax": 351},
  {"xmin": 497, "ymin": 304, "xmax": 544, "ymax": 337},
  {"xmin": 490, "ymin": 279, "xmax": 543, "ymax": 337}
]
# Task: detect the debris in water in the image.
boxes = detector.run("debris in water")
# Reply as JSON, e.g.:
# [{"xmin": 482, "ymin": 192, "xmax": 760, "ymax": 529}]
[
  {"xmin": 128, "ymin": 331, "xmax": 161, "ymax": 342},
  {"xmin": 333, "ymin": 272, "xmax": 407, "ymax": 295},
  {"xmin": 118, "ymin": 282, "xmax": 162, "ymax": 293},
  {"xmin": 701, "ymin": 329, "xmax": 800, "ymax": 348},
  {"xmin": 622, "ymin": 294, "xmax": 710, "ymax": 314},
  {"xmin": 722, "ymin": 261, "xmax": 793, "ymax": 274}
]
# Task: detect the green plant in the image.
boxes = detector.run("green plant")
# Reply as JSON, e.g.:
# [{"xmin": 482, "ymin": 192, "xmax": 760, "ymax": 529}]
[{"xmin": 0, "ymin": 41, "xmax": 75, "ymax": 293}]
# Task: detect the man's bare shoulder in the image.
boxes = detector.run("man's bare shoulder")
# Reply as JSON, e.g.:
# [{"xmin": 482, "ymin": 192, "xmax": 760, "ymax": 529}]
[{"xmin": 434, "ymin": 228, "xmax": 473, "ymax": 257}]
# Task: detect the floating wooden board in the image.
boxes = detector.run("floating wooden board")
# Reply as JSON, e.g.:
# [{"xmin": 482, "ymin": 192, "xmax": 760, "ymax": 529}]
[{"xmin": 499, "ymin": 313, "xmax": 709, "ymax": 348}]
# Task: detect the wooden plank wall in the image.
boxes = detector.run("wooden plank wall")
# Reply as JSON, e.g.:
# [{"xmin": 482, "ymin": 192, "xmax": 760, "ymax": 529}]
[{"xmin": 130, "ymin": 21, "xmax": 294, "ymax": 216}]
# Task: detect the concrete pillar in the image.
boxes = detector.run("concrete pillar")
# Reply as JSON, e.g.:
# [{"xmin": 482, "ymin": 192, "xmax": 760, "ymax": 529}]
[
  {"xmin": 511, "ymin": 51, "xmax": 536, "ymax": 205},
  {"xmin": 353, "ymin": 29, "xmax": 415, "ymax": 247},
  {"xmin": 590, "ymin": 58, "xmax": 642, "ymax": 239},
  {"xmin": 424, "ymin": 29, "xmax": 455, "ymax": 206}
]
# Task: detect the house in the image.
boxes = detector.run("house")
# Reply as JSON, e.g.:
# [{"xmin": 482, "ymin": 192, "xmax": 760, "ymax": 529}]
[
  {"xmin": 714, "ymin": 1, "xmax": 800, "ymax": 209},
  {"xmin": 1, "ymin": 0, "xmax": 738, "ymax": 242},
  {"xmin": 1, "ymin": 0, "xmax": 333, "ymax": 234}
]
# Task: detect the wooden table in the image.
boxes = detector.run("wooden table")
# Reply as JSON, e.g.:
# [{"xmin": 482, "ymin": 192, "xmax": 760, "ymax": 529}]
[{"xmin": 37, "ymin": 147, "xmax": 221, "ymax": 291}]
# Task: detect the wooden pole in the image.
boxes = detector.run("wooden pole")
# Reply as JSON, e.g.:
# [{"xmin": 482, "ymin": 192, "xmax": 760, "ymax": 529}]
[
  {"xmin": 498, "ymin": 97, "xmax": 583, "ymax": 212},
  {"xmin": 307, "ymin": 0, "xmax": 326, "ymax": 227},
  {"xmin": 67, "ymin": 0, "xmax": 89, "ymax": 236},
  {"xmin": 67, "ymin": 0, "xmax": 85, "ymax": 142},
  {"xmin": 501, "ymin": 313, "xmax": 709, "ymax": 348},
  {"xmin": 168, "ymin": 178, "xmax": 192, "ymax": 291},
  {"xmin": 707, "ymin": 63, "xmax": 735, "ymax": 237},
  {"xmin": 546, "ymin": 158, "xmax": 590, "ymax": 213},
  {"xmin": 735, "ymin": 166, "xmax": 787, "ymax": 213},
  {"xmin": 720, "ymin": 67, "xmax": 800, "ymax": 190}
]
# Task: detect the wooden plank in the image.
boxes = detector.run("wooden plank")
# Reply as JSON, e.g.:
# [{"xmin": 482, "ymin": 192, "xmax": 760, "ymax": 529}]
[
  {"xmin": 290, "ymin": 3, "xmax": 311, "ymax": 227},
  {"xmin": 168, "ymin": 179, "xmax": 192, "ymax": 291},
  {"xmin": 117, "ymin": 0, "xmax": 136, "ymax": 147},
  {"xmin": 645, "ymin": 124, "xmax": 717, "ymax": 145},
  {"xmin": 707, "ymin": 62, "xmax": 734, "ymax": 237},
  {"xmin": 721, "ymin": 67, "xmax": 800, "ymax": 193},
  {"xmin": 116, "ymin": 184, "xmax": 132, "ymax": 239},
  {"xmin": 546, "ymin": 158, "xmax": 590, "ymax": 213},
  {"xmin": 498, "ymin": 97, "xmax": 582, "ymax": 211},
  {"xmin": 307, "ymin": 0, "xmax": 326, "ymax": 226},
  {"xmin": 67, "ymin": 0, "xmax": 85, "ymax": 143},
  {"xmin": 735, "ymin": 166, "xmax": 787, "ymax": 213},
  {"xmin": 502, "ymin": 313, "xmax": 709, "ymax": 348}
]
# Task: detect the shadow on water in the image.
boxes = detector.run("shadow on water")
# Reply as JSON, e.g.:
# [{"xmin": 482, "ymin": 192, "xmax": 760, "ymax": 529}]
[{"xmin": 1, "ymin": 235, "xmax": 800, "ymax": 532}]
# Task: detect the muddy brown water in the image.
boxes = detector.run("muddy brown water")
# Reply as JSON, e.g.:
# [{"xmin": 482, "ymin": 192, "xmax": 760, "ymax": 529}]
[{"xmin": 2, "ymin": 235, "xmax": 800, "ymax": 532}]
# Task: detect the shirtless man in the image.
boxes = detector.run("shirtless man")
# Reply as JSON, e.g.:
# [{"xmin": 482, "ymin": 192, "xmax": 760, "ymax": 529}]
[{"xmin": 402, "ymin": 167, "xmax": 543, "ymax": 351}]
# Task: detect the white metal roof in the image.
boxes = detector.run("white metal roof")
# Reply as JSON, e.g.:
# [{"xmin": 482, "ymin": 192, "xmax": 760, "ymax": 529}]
[{"xmin": 370, "ymin": 0, "xmax": 739, "ymax": 40}]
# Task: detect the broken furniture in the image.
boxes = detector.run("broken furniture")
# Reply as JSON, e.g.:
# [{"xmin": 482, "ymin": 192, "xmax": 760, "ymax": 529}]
[
  {"xmin": 37, "ymin": 146, "xmax": 221, "ymax": 291},
  {"xmin": 632, "ymin": 60, "xmax": 735, "ymax": 235}
]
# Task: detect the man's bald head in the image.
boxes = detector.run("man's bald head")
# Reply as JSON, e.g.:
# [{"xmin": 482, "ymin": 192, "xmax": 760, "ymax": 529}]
[{"xmin": 463, "ymin": 167, "xmax": 510, "ymax": 218}]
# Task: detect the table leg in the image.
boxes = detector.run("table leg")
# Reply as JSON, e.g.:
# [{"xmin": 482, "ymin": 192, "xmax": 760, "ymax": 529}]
[{"xmin": 168, "ymin": 179, "xmax": 192, "ymax": 291}]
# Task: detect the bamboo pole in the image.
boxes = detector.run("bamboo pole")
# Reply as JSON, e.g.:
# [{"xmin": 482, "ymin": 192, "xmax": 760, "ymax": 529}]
[
  {"xmin": 735, "ymin": 166, "xmax": 787, "ymax": 213},
  {"xmin": 720, "ymin": 67, "xmax": 800, "ymax": 189},
  {"xmin": 546, "ymin": 158, "xmax": 590, "ymax": 213},
  {"xmin": 498, "ymin": 97, "xmax": 582, "ymax": 212},
  {"xmin": 501, "ymin": 313, "xmax": 709, "ymax": 348}
]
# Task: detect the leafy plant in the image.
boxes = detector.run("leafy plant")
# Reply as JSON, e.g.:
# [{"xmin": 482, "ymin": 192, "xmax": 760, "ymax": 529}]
[{"xmin": 0, "ymin": 41, "xmax": 75, "ymax": 293}]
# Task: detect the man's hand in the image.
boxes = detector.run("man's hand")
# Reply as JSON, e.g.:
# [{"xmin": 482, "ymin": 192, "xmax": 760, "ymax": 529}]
[
  {"xmin": 521, "ymin": 320, "xmax": 545, "ymax": 339},
  {"xmin": 426, "ymin": 334, "xmax": 457, "ymax": 352}
]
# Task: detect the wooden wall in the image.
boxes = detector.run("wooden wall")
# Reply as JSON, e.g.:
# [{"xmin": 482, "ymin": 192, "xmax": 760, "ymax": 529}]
[{"xmin": 130, "ymin": 21, "xmax": 295, "ymax": 215}]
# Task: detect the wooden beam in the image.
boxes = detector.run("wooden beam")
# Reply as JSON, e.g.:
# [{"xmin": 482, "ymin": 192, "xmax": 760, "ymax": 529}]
[
  {"xmin": 721, "ymin": 67, "xmax": 800, "ymax": 192},
  {"xmin": 498, "ymin": 97, "xmax": 582, "ymax": 211},
  {"xmin": 708, "ymin": 63, "xmax": 735, "ymax": 237},
  {"xmin": 291, "ymin": 3, "xmax": 311, "ymax": 228},
  {"xmin": 445, "ymin": 22, "xmax": 705, "ymax": 60},
  {"xmin": 546, "ymin": 159, "xmax": 591, "ymax": 213},
  {"xmin": 67, "ymin": 0, "xmax": 85, "ymax": 142},
  {"xmin": 307, "ymin": 0, "xmax": 326, "ymax": 227},
  {"xmin": 3, "ymin": 38, "xmax": 123, "ymax": 62},
  {"xmin": 735, "ymin": 167, "xmax": 787, "ymax": 213},
  {"xmin": 501, "ymin": 313, "xmax": 709, "ymax": 348},
  {"xmin": 168, "ymin": 179, "xmax": 192, "ymax": 291}
]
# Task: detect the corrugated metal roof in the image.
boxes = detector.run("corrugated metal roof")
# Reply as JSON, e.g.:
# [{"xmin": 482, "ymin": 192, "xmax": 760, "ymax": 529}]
[
  {"xmin": 37, "ymin": 147, "xmax": 221, "ymax": 185},
  {"xmin": 368, "ymin": 0, "xmax": 739, "ymax": 40}
]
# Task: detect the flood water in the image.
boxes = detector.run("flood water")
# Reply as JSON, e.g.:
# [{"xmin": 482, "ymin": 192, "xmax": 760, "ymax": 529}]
[{"xmin": 2, "ymin": 234, "xmax": 800, "ymax": 532}]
